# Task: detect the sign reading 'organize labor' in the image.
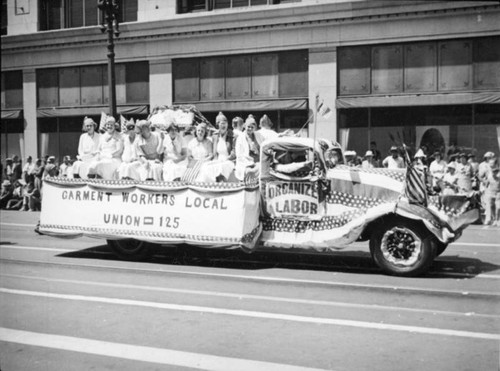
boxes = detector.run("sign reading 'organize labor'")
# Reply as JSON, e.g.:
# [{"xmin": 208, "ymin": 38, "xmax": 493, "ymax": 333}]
[{"xmin": 265, "ymin": 181, "xmax": 322, "ymax": 220}]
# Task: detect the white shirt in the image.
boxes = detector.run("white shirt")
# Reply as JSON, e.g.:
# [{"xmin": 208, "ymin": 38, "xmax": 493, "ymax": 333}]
[{"xmin": 78, "ymin": 132, "xmax": 100, "ymax": 160}]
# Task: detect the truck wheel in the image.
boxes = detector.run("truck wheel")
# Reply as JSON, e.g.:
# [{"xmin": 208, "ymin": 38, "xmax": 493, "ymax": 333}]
[
  {"xmin": 107, "ymin": 239, "xmax": 153, "ymax": 261},
  {"xmin": 369, "ymin": 218, "xmax": 436, "ymax": 277}
]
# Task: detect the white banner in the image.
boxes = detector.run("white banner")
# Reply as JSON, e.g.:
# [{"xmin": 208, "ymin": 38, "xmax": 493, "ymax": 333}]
[
  {"xmin": 264, "ymin": 181, "xmax": 323, "ymax": 220},
  {"xmin": 40, "ymin": 181, "xmax": 261, "ymax": 248}
]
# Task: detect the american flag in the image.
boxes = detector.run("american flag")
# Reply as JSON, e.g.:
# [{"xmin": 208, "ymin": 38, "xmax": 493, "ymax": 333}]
[
  {"xmin": 316, "ymin": 94, "xmax": 333, "ymax": 119},
  {"xmin": 401, "ymin": 145, "xmax": 428, "ymax": 206},
  {"xmin": 181, "ymin": 160, "xmax": 204, "ymax": 183}
]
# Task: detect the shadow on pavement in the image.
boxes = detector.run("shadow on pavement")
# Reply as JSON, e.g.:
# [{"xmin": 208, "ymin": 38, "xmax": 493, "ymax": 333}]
[{"xmin": 56, "ymin": 243, "xmax": 500, "ymax": 278}]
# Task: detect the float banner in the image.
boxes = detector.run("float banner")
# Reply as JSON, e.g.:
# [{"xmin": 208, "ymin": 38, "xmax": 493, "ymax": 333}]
[
  {"xmin": 39, "ymin": 180, "xmax": 261, "ymax": 249},
  {"xmin": 265, "ymin": 181, "xmax": 323, "ymax": 220}
]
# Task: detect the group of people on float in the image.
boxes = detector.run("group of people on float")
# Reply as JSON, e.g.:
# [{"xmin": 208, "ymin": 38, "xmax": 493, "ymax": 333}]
[{"xmin": 69, "ymin": 111, "xmax": 278, "ymax": 183}]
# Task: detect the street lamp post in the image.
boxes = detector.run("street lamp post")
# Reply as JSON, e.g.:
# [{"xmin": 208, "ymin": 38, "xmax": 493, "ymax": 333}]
[{"xmin": 98, "ymin": 0, "xmax": 120, "ymax": 119}]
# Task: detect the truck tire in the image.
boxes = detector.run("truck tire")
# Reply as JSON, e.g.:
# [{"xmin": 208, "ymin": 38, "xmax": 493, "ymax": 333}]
[
  {"xmin": 369, "ymin": 218, "xmax": 436, "ymax": 277},
  {"xmin": 107, "ymin": 239, "xmax": 153, "ymax": 261}
]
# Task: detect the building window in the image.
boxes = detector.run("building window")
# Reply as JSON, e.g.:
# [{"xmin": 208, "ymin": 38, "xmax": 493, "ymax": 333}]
[
  {"xmin": 37, "ymin": 62, "xmax": 149, "ymax": 108},
  {"xmin": 0, "ymin": 120, "xmax": 24, "ymax": 161},
  {"xmin": 39, "ymin": 0, "xmax": 137, "ymax": 31},
  {"xmin": 338, "ymin": 36, "xmax": 500, "ymax": 96},
  {"xmin": 177, "ymin": 0, "xmax": 300, "ymax": 13},
  {"xmin": 1, "ymin": 0, "xmax": 7, "ymax": 35},
  {"xmin": 173, "ymin": 50, "xmax": 308, "ymax": 102},
  {"xmin": 1, "ymin": 71, "xmax": 23, "ymax": 109}
]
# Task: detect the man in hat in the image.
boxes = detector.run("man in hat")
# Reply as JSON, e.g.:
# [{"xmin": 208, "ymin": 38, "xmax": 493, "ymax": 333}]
[
  {"xmin": 382, "ymin": 146, "xmax": 405, "ymax": 169},
  {"xmin": 361, "ymin": 150, "xmax": 376, "ymax": 170},
  {"xmin": 59, "ymin": 155, "xmax": 72, "ymax": 178},
  {"xmin": 429, "ymin": 151, "xmax": 447, "ymax": 190},
  {"xmin": 442, "ymin": 162, "xmax": 459, "ymax": 195},
  {"xmin": 43, "ymin": 156, "xmax": 59, "ymax": 179},
  {"xmin": 344, "ymin": 150, "xmax": 358, "ymax": 167}
]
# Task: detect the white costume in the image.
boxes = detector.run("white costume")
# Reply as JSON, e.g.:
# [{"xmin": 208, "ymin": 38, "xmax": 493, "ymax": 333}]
[
  {"xmin": 88, "ymin": 132, "xmax": 123, "ymax": 179},
  {"xmin": 199, "ymin": 133, "xmax": 235, "ymax": 182},
  {"xmin": 162, "ymin": 135, "xmax": 188, "ymax": 181},
  {"xmin": 72, "ymin": 132, "xmax": 100, "ymax": 178},
  {"xmin": 118, "ymin": 133, "xmax": 141, "ymax": 180},
  {"xmin": 235, "ymin": 133, "xmax": 262, "ymax": 181},
  {"xmin": 257, "ymin": 127, "xmax": 278, "ymax": 142},
  {"xmin": 134, "ymin": 131, "xmax": 163, "ymax": 181}
]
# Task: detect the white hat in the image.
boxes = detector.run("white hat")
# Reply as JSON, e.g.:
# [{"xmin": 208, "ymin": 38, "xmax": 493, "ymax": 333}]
[
  {"xmin": 414, "ymin": 149, "xmax": 426, "ymax": 158},
  {"xmin": 345, "ymin": 150, "xmax": 356, "ymax": 157},
  {"xmin": 447, "ymin": 162, "xmax": 456, "ymax": 169},
  {"xmin": 364, "ymin": 150, "xmax": 373, "ymax": 157}
]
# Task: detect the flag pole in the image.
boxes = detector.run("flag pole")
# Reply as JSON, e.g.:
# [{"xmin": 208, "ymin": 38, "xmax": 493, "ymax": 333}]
[{"xmin": 313, "ymin": 93, "xmax": 319, "ymax": 143}]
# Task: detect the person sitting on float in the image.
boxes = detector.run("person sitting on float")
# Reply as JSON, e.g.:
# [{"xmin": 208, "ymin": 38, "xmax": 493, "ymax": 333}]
[
  {"xmin": 72, "ymin": 117, "xmax": 100, "ymax": 178},
  {"xmin": 162, "ymin": 123, "xmax": 188, "ymax": 182},
  {"xmin": 232, "ymin": 116, "xmax": 244, "ymax": 138},
  {"xmin": 187, "ymin": 122, "xmax": 213, "ymax": 163},
  {"xmin": 87, "ymin": 117, "xmax": 124, "ymax": 180},
  {"xmin": 134, "ymin": 119, "xmax": 164, "ymax": 181},
  {"xmin": 118, "ymin": 119, "xmax": 141, "ymax": 181},
  {"xmin": 235, "ymin": 115, "xmax": 263, "ymax": 181},
  {"xmin": 197, "ymin": 112, "xmax": 236, "ymax": 182},
  {"xmin": 257, "ymin": 114, "xmax": 278, "ymax": 142}
]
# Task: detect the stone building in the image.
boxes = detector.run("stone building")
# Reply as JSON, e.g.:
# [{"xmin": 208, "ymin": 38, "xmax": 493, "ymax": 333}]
[{"xmin": 1, "ymin": 0, "xmax": 499, "ymax": 161}]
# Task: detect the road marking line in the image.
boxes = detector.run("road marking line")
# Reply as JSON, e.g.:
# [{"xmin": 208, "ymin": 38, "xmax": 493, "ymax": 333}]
[
  {"xmin": 0, "ymin": 245, "xmax": 73, "ymax": 253},
  {"xmin": 450, "ymin": 242, "xmax": 500, "ymax": 247},
  {"xmin": 0, "ymin": 327, "xmax": 327, "ymax": 371},
  {"xmin": 1, "ymin": 288, "xmax": 498, "ymax": 340},
  {"xmin": 2, "ymin": 251, "xmax": 500, "ymax": 294},
  {"xmin": 0, "ymin": 222, "xmax": 37, "ymax": 227},
  {"xmin": 3, "ymin": 273, "xmax": 498, "ymax": 319}
]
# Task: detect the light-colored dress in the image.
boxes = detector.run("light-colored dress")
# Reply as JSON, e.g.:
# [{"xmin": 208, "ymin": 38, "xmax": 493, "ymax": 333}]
[
  {"xmin": 235, "ymin": 133, "xmax": 262, "ymax": 181},
  {"xmin": 72, "ymin": 132, "xmax": 100, "ymax": 178},
  {"xmin": 162, "ymin": 135, "xmax": 188, "ymax": 181},
  {"xmin": 118, "ymin": 134, "xmax": 141, "ymax": 180},
  {"xmin": 88, "ymin": 132, "xmax": 124, "ymax": 179},
  {"xmin": 198, "ymin": 133, "xmax": 235, "ymax": 182},
  {"xmin": 429, "ymin": 159, "xmax": 447, "ymax": 188},
  {"xmin": 257, "ymin": 127, "xmax": 278, "ymax": 142},
  {"xmin": 188, "ymin": 137, "xmax": 212, "ymax": 161},
  {"xmin": 134, "ymin": 132, "xmax": 163, "ymax": 181}
]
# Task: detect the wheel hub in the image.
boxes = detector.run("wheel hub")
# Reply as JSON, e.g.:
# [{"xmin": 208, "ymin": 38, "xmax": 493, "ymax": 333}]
[{"xmin": 381, "ymin": 227, "xmax": 421, "ymax": 266}]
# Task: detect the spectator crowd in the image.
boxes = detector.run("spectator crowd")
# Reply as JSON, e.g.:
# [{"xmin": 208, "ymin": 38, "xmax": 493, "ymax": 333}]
[{"xmin": 343, "ymin": 142, "xmax": 499, "ymax": 227}]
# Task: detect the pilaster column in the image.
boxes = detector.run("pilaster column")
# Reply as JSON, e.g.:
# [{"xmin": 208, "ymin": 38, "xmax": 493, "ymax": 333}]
[
  {"xmin": 308, "ymin": 47, "xmax": 337, "ymax": 141},
  {"xmin": 149, "ymin": 59, "xmax": 172, "ymax": 109},
  {"xmin": 23, "ymin": 68, "xmax": 38, "ymax": 159}
]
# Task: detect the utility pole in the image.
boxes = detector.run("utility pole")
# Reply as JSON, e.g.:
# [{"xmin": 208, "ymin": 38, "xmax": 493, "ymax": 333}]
[{"xmin": 98, "ymin": 0, "xmax": 120, "ymax": 119}]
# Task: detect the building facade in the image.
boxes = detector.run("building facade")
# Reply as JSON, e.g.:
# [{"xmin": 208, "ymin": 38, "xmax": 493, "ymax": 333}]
[{"xmin": 1, "ymin": 0, "xmax": 499, "ymax": 162}]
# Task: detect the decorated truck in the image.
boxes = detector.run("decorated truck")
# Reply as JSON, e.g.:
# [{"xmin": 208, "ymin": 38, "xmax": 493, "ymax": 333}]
[{"xmin": 39, "ymin": 137, "xmax": 479, "ymax": 277}]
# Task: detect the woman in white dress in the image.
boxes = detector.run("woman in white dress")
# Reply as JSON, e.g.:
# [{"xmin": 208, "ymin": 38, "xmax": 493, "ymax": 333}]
[
  {"xmin": 198, "ymin": 112, "xmax": 235, "ymax": 182},
  {"xmin": 88, "ymin": 117, "xmax": 124, "ymax": 179},
  {"xmin": 162, "ymin": 123, "xmax": 188, "ymax": 181},
  {"xmin": 133, "ymin": 120, "xmax": 164, "ymax": 181},
  {"xmin": 118, "ymin": 120, "xmax": 141, "ymax": 180},
  {"xmin": 72, "ymin": 117, "xmax": 100, "ymax": 178},
  {"xmin": 235, "ymin": 115, "xmax": 263, "ymax": 181},
  {"xmin": 187, "ymin": 123, "xmax": 213, "ymax": 162}
]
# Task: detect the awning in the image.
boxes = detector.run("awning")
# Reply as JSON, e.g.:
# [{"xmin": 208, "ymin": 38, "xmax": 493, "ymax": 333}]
[
  {"xmin": 175, "ymin": 98, "xmax": 308, "ymax": 112},
  {"xmin": 37, "ymin": 105, "xmax": 149, "ymax": 118},
  {"xmin": 1, "ymin": 109, "xmax": 23, "ymax": 120},
  {"xmin": 336, "ymin": 91, "xmax": 500, "ymax": 109}
]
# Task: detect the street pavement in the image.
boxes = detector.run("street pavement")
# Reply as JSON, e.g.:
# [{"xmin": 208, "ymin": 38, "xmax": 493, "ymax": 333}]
[{"xmin": 0, "ymin": 210, "xmax": 499, "ymax": 371}]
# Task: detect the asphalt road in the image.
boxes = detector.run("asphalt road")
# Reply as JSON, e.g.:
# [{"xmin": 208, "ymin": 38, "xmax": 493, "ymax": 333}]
[{"xmin": 0, "ymin": 210, "xmax": 499, "ymax": 371}]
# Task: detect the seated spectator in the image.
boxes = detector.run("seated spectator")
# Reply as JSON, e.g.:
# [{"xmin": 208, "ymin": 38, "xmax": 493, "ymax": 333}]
[
  {"xmin": 118, "ymin": 120, "xmax": 141, "ymax": 181},
  {"xmin": 5, "ymin": 180, "xmax": 25, "ymax": 210},
  {"xmin": 72, "ymin": 117, "xmax": 100, "ymax": 178},
  {"xmin": 88, "ymin": 117, "xmax": 124, "ymax": 180},
  {"xmin": 3, "ymin": 158, "xmax": 13, "ymax": 182},
  {"xmin": 134, "ymin": 120, "xmax": 163, "ymax": 181},
  {"xmin": 235, "ymin": 115, "xmax": 262, "ymax": 181},
  {"xmin": 162, "ymin": 123, "xmax": 188, "ymax": 182},
  {"xmin": 22, "ymin": 156, "xmax": 34, "ymax": 183},
  {"xmin": 43, "ymin": 156, "xmax": 59, "ymax": 179},
  {"xmin": 0, "ymin": 180, "xmax": 14, "ymax": 209},
  {"xmin": 344, "ymin": 150, "xmax": 358, "ymax": 167},
  {"xmin": 383, "ymin": 146, "xmax": 405, "ymax": 169},
  {"xmin": 31, "ymin": 158, "xmax": 44, "ymax": 192},
  {"xmin": 198, "ymin": 112, "xmax": 235, "ymax": 182},
  {"xmin": 59, "ymin": 156, "xmax": 73, "ymax": 178}
]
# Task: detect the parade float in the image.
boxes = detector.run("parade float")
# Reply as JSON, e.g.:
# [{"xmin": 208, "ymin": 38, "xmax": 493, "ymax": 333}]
[{"xmin": 38, "ymin": 107, "xmax": 480, "ymax": 276}]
